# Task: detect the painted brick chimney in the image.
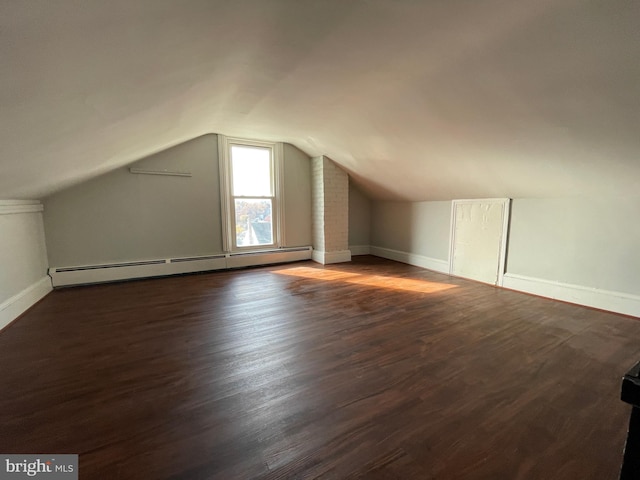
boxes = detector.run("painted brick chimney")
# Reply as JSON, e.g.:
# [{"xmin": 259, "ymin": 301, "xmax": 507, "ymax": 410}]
[{"xmin": 311, "ymin": 156, "xmax": 351, "ymax": 264}]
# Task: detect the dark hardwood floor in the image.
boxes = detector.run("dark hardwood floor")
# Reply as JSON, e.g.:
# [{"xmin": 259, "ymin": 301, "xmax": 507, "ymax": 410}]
[{"xmin": 1, "ymin": 256, "xmax": 639, "ymax": 479}]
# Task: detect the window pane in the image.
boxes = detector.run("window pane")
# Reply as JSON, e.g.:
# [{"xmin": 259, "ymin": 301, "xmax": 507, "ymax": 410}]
[
  {"xmin": 231, "ymin": 145, "xmax": 272, "ymax": 196},
  {"xmin": 234, "ymin": 198, "xmax": 273, "ymax": 247}
]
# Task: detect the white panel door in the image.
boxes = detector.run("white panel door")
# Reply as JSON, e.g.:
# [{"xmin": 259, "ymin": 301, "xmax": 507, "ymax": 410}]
[{"xmin": 450, "ymin": 199, "xmax": 510, "ymax": 285}]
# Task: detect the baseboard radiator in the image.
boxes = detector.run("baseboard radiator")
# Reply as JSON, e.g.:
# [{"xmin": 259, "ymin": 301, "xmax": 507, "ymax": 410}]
[{"xmin": 49, "ymin": 247, "xmax": 312, "ymax": 287}]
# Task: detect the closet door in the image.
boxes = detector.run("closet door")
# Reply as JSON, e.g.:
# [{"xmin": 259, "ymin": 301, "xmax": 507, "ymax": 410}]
[{"xmin": 449, "ymin": 199, "xmax": 510, "ymax": 286}]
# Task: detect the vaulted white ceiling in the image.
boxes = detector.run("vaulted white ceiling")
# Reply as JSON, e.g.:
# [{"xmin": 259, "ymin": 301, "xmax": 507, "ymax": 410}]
[{"xmin": 1, "ymin": 0, "xmax": 638, "ymax": 201}]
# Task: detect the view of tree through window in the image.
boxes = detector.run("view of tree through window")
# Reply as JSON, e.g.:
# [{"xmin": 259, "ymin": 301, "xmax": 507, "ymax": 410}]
[{"xmin": 231, "ymin": 145, "xmax": 274, "ymax": 247}]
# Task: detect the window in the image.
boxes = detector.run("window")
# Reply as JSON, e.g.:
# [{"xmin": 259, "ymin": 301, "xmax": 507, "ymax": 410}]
[{"xmin": 219, "ymin": 136, "xmax": 284, "ymax": 252}]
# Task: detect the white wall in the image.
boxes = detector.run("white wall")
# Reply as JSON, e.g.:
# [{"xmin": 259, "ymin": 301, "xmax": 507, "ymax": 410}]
[
  {"xmin": 371, "ymin": 201, "xmax": 451, "ymax": 261},
  {"xmin": 348, "ymin": 182, "xmax": 371, "ymax": 251},
  {"xmin": 283, "ymin": 144, "xmax": 313, "ymax": 247},
  {"xmin": 370, "ymin": 196, "xmax": 640, "ymax": 316},
  {"xmin": 44, "ymin": 135, "xmax": 313, "ymax": 269},
  {"xmin": 44, "ymin": 135, "xmax": 223, "ymax": 266},
  {"xmin": 0, "ymin": 201, "xmax": 51, "ymax": 330},
  {"xmin": 507, "ymin": 197, "xmax": 640, "ymax": 296}
]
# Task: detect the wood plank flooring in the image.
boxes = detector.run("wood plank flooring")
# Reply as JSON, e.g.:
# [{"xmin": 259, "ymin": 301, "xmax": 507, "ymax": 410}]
[{"xmin": 1, "ymin": 256, "xmax": 639, "ymax": 479}]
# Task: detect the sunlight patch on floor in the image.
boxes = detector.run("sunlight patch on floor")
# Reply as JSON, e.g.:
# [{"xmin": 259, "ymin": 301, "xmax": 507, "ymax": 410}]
[{"xmin": 274, "ymin": 266, "xmax": 457, "ymax": 294}]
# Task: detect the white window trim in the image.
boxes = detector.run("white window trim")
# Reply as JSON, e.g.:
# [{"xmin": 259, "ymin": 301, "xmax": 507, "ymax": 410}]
[{"xmin": 218, "ymin": 135, "xmax": 285, "ymax": 252}]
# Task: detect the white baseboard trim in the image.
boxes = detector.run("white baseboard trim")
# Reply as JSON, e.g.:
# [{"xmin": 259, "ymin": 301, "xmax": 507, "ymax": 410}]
[
  {"xmin": 50, "ymin": 258, "xmax": 227, "ymax": 287},
  {"xmin": 0, "ymin": 199, "xmax": 43, "ymax": 215},
  {"xmin": 502, "ymin": 273, "xmax": 640, "ymax": 318},
  {"xmin": 349, "ymin": 245, "xmax": 370, "ymax": 256},
  {"xmin": 50, "ymin": 247, "xmax": 312, "ymax": 287},
  {"xmin": 226, "ymin": 248, "xmax": 312, "ymax": 269},
  {"xmin": 370, "ymin": 246, "xmax": 449, "ymax": 274},
  {"xmin": 312, "ymin": 249, "xmax": 352, "ymax": 265},
  {"xmin": 324, "ymin": 244, "xmax": 639, "ymax": 317},
  {"xmin": 0, "ymin": 276, "xmax": 52, "ymax": 331}
]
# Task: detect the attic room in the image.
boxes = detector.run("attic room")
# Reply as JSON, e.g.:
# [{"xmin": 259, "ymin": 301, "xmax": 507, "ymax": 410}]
[{"xmin": 1, "ymin": 1, "xmax": 639, "ymax": 478}]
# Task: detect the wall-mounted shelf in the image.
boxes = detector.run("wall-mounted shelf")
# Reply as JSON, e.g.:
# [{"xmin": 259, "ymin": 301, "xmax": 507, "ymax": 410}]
[{"xmin": 129, "ymin": 168, "xmax": 192, "ymax": 177}]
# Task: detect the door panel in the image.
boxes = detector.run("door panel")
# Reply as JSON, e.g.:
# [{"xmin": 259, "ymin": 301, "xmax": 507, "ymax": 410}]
[{"xmin": 450, "ymin": 199, "xmax": 509, "ymax": 285}]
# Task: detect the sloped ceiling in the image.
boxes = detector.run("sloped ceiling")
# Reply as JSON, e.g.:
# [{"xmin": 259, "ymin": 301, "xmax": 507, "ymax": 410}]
[{"xmin": 1, "ymin": 0, "xmax": 638, "ymax": 201}]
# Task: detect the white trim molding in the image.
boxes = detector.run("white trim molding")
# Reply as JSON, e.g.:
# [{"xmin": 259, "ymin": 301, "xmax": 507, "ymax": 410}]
[
  {"xmin": 217, "ymin": 136, "xmax": 231, "ymax": 252},
  {"xmin": 217, "ymin": 135, "xmax": 285, "ymax": 252},
  {"xmin": 0, "ymin": 200, "xmax": 43, "ymax": 215},
  {"xmin": 370, "ymin": 246, "xmax": 449, "ymax": 274},
  {"xmin": 349, "ymin": 245, "xmax": 371, "ymax": 256},
  {"xmin": 274, "ymin": 142, "xmax": 286, "ymax": 247},
  {"xmin": 49, "ymin": 247, "xmax": 312, "ymax": 287},
  {"xmin": 502, "ymin": 273, "xmax": 640, "ymax": 318},
  {"xmin": 312, "ymin": 249, "xmax": 352, "ymax": 265},
  {"xmin": 0, "ymin": 276, "xmax": 52, "ymax": 331},
  {"xmin": 349, "ymin": 244, "xmax": 639, "ymax": 317}
]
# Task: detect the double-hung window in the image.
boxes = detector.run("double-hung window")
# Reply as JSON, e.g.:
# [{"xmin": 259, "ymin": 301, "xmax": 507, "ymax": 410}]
[{"xmin": 219, "ymin": 136, "xmax": 283, "ymax": 252}]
